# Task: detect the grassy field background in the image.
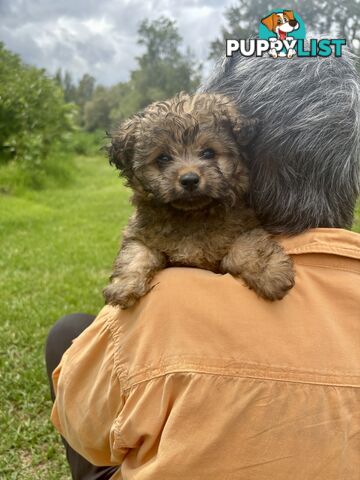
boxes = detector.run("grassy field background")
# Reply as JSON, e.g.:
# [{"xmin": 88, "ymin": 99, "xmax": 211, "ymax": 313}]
[
  {"xmin": 0, "ymin": 154, "xmax": 359, "ymax": 478},
  {"xmin": 0, "ymin": 154, "xmax": 132, "ymax": 478}
]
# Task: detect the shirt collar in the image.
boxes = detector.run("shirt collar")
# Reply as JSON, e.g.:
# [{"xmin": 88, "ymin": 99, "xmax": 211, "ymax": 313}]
[{"xmin": 279, "ymin": 228, "xmax": 360, "ymax": 260}]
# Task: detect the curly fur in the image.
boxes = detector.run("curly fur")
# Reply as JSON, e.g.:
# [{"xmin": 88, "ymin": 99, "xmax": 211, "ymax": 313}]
[
  {"xmin": 201, "ymin": 47, "xmax": 360, "ymax": 234},
  {"xmin": 104, "ymin": 93, "xmax": 294, "ymax": 308}
]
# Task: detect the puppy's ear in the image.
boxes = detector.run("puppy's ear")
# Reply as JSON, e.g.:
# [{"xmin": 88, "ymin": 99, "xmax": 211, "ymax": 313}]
[
  {"xmin": 261, "ymin": 13, "xmax": 277, "ymax": 32},
  {"xmin": 108, "ymin": 115, "xmax": 142, "ymax": 178}
]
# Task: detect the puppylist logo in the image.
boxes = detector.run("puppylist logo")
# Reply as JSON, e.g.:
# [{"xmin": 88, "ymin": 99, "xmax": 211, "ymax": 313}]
[{"xmin": 226, "ymin": 9, "xmax": 346, "ymax": 59}]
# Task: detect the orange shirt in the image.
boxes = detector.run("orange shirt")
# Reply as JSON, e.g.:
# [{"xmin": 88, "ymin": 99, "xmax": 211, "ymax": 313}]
[{"xmin": 51, "ymin": 228, "xmax": 360, "ymax": 479}]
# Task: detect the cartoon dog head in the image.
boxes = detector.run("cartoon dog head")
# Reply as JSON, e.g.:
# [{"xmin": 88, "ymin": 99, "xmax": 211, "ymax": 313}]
[{"xmin": 261, "ymin": 10, "xmax": 299, "ymax": 41}]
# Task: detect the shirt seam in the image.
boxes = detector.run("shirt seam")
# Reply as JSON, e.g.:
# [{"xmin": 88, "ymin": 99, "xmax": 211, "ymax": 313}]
[
  {"xmin": 121, "ymin": 369, "xmax": 360, "ymax": 393},
  {"xmin": 113, "ymin": 371, "xmax": 360, "ymax": 450},
  {"xmin": 120, "ymin": 363, "xmax": 360, "ymax": 391},
  {"xmin": 294, "ymin": 262, "xmax": 360, "ymax": 274},
  {"xmin": 103, "ymin": 312, "xmax": 360, "ymax": 391},
  {"xmin": 118, "ymin": 355, "xmax": 360, "ymax": 379},
  {"xmin": 103, "ymin": 311, "xmax": 128, "ymax": 387},
  {"xmin": 288, "ymin": 243, "xmax": 360, "ymax": 258}
]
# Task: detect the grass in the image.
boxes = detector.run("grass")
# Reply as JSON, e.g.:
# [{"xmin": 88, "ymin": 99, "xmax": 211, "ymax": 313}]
[
  {"xmin": 0, "ymin": 154, "xmax": 131, "ymax": 479},
  {"xmin": 0, "ymin": 131, "xmax": 105, "ymax": 195},
  {"xmin": 0, "ymin": 153, "xmax": 359, "ymax": 478}
]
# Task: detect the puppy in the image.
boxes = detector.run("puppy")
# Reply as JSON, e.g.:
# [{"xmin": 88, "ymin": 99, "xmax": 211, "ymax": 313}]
[{"xmin": 104, "ymin": 92, "xmax": 294, "ymax": 309}]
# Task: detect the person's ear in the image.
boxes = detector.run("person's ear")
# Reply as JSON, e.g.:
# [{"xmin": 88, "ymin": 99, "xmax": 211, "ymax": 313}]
[
  {"xmin": 207, "ymin": 93, "xmax": 259, "ymax": 147},
  {"xmin": 232, "ymin": 116, "xmax": 259, "ymax": 146},
  {"xmin": 218, "ymin": 97, "xmax": 259, "ymax": 146}
]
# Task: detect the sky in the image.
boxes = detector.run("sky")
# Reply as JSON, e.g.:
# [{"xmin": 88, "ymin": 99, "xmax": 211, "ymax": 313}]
[{"xmin": 0, "ymin": 0, "xmax": 234, "ymax": 86}]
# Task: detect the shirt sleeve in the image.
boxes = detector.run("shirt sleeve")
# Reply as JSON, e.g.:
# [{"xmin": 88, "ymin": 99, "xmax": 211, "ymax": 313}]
[{"xmin": 50, "ymin": 306, "xmax": 128, "ymax": 466}]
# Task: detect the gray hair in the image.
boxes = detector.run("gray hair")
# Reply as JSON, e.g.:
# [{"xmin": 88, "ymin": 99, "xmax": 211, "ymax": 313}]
[{"xmin": 201, "ymin": 49, "xmax": 360, "ymax": 234}]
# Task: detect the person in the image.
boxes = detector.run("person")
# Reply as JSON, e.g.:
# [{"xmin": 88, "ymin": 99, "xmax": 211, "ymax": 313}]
[{"xmin": 45, "ymin": 49, "xmax": 360, "ymax": 480}]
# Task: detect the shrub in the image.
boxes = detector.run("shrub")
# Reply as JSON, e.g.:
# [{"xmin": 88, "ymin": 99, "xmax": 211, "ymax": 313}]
[
  {"xmin": 0, "ymin": 43, "xmax": 76, "ymax": 173},
  {"xmin": 66, "ymin": 130, "xmax": 105, "ymax": 156}
]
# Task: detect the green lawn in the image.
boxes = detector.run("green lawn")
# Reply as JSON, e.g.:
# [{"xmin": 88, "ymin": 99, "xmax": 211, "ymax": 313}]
[
  {"xmin": 0, "ymin": 155, "xmax": 132, "ymax": 479},
  {"xmin": 0, "ymin": 155, "xmax": 359, "ymax": 479}
]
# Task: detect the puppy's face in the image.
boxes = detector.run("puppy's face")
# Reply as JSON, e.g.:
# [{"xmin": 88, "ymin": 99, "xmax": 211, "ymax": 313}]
[{"xmin": 109, "ymin": 93, "xmax": 257, "ymax": 211}]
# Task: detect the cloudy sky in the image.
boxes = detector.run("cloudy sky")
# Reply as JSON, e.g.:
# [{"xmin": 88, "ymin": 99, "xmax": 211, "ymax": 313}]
[{"xmin": 0, "ymin": 0, "xmax": 234, "ymax": 86}]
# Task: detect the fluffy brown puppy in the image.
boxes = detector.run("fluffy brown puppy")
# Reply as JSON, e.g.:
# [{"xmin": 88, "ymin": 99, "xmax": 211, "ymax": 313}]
[{"xmin": 104, "ymin": 92, "xmax": 294, "ymax": 308}]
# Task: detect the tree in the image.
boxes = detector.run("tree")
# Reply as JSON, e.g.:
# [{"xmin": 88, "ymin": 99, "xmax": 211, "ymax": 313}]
[
  {"xmin": 108, "ymin": 83, "xmax": 143, "ymax": 126},
  {"xmin": 0, "ymin": 43, "xmax": 75, "ymax": 170},
  {"xmin": 77, "ymin": 74, "xmax": 96, "ymax": 105},
  {"xmin": 54, "ymin": 68, "xmax": 62, "ymax": 87},
  {"xmin": 131, "ymin": 17, "xmax": 202, "ymax": 109},
  {"xmin": 63, "ymin": 71, "xmax": 78, "ymax": 103},
  {"xmin": 55, "ymin": 70, "xmax": 96, "ymax": 126},
  {"xmin": 84, "ymin": 86, "xmax": 113, "ymax": 131},
  {"xmin": 76, "ymin": 73, "xmax": 96, "ymax": 125},
  {"xmin": 209, "ymin": 0, "xmax": 360, "ymax": 59},
  {"xmin": 82, "ymin": 16, "xmax": 202, "ymax": 130}
]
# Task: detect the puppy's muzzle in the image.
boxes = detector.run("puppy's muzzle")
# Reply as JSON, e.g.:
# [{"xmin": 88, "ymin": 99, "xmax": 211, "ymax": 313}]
[{"xmin": 180, "ymin": 172, "xmax": 200, "ymax": 191}]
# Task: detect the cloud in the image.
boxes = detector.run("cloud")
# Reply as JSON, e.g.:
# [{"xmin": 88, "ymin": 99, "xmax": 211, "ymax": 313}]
[{"xmin": 0, "ymin": 0, "xmax": 234, "ymax": 85}]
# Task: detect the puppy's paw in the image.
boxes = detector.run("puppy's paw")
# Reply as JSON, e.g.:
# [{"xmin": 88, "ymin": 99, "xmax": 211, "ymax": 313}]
[
  {"xmin": 103, "ymin": 283, "xmax": 139, "ymax": 309},
  {"xmin": 103, "ymin": 278, "xmax": 151, "ymax": 309},
  {"xmin": 220, "ymin": 231, "xmax": 295, "ymax": 301},
  {"xmin": 247, "ymin": 253, "xmax": 295, "ymax": 301}
]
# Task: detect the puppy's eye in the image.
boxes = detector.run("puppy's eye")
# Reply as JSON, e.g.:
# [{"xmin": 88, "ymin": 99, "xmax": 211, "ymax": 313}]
[
  {"xmin": 200, "ymin": 148, "xmax": 216, "ymax": 160},
  {"xmin": 277, "ymin": 18, "xmax": 282, "ymax": 24},
  {"xmin": 156, "ymin": 153, "xmax": 172, "ymax": 164}
]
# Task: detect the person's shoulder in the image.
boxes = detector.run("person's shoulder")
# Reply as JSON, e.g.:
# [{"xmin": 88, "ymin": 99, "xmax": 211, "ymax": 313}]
[
  {"xmin": 104, "ymin": 267, "xmax": 269, "ymax": 388},
  {"xmin": 110, "ymin": 266, "xmax": 257, "ymax": 332},
  {"xmin": 105, "ymin": 267, "xmax": 249, "ymax": 332},
  {"xmin": 149, "ymin": 267, "xmax": 232, "ymax": 307},
  {"xmin": 153, "ymin": 266, "xmax": 221, "ymax": 289}
]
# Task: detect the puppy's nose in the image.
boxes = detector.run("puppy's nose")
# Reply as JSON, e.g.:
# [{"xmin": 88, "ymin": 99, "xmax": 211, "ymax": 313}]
[
  {"xmin": 180, "ymin": 172, "xmax": 200, "ymax": 190},
  {"xmin": 289, "ymin": 19, "xmax": 298, "ymax": 27}
]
